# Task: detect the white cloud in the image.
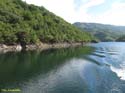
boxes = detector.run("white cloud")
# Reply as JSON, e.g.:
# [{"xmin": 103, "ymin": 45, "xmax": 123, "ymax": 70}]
[
  {"xmin": 93, "ymin": 2, "xmax": 125, "ymax": 26},
  {"xmin": 82, "ymin": 0, "xmax": 105, "ymax": 9},
  {"xmin": 74, "ymin": 0, "xmax": 105, "ymax": 23},
  {"xmin": 22, "ymin": 0, "xmax": 105, "ymax": 23},
  {"xmin": 22, "ymin": 0, "xmax": 125, "ymax": 26}
]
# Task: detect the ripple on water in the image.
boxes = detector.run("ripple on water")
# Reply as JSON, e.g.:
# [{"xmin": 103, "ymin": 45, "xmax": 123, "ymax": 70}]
[{"xmin": 90, "ymin": 42, "xmax": 125, "ymax": 81}]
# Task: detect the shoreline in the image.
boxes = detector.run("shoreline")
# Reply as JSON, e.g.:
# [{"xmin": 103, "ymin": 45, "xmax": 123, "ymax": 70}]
[{"xmin": 0, "ymin": 42, "xmax": 85, "ymax": 53}]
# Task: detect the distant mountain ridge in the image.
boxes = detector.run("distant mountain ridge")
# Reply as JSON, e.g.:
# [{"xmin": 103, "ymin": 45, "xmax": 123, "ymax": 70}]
[{"xmin": 73, "ymin": 22, "xmax": 125, "ymax": 41}]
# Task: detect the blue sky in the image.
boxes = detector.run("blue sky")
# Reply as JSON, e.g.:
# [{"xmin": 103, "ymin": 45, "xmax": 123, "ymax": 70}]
[{"xmin": 22, "ymin": 0, "xmax": 125, "ymax": 26}]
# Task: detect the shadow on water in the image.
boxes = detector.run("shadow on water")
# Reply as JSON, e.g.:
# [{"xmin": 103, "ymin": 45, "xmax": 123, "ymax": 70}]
[{"xmin": 0, "ymin": 46, "xmax": 93, "ymax": 89}]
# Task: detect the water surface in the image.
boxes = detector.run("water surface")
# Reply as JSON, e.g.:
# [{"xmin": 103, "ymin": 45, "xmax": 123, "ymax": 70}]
[{"xmin": 0, "ymin": 42, "xmax": 125, "ymax": 93}]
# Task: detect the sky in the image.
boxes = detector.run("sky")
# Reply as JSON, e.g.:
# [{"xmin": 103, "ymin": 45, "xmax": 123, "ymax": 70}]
[{"xmin": 22, "ymin": 0, "xmax": 125, "ymax": 26}]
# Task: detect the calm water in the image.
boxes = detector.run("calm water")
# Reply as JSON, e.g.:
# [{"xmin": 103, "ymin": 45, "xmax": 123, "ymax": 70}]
[{"xmin": 0, "ymin": 42, "xmax": 125, "ymax": 93}]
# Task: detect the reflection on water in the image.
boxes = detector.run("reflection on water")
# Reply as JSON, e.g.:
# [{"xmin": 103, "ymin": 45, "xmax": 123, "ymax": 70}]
[{"xmin": 0, "ymin": 43, "xmax": 125, "ymax": 93}]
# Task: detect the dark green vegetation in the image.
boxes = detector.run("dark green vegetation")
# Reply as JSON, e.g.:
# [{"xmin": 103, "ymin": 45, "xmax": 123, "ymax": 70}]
[
  {"xmin": 74, "ymin": 22, "xmax": 125, "ymax": 41},
  {"xmin": 116, "ymin": 35, "xmax": 125, "ymax": 41},
  {"xmin": 0, "ymin": 0, "xmax": 94, "ymax": 45}
]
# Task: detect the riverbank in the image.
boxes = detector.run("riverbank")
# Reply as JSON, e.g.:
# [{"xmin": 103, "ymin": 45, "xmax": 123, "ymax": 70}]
[{"xmin": 0, "ymin": 42, "xmax": 85, "ymax": 53}]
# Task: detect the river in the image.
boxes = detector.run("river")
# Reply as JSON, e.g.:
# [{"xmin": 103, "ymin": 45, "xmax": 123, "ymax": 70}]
[{"xmin": 0, "ymin": 42, "xmax": 125, "ymax": 93}]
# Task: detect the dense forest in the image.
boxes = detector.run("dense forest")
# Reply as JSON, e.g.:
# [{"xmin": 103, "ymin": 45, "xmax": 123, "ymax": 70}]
[
  {"xmin": 74, "ymin": 22, "xmax": 125, "ymax": 41},
  {"xmin": 116, "ymin": 35, "xmax": 125, "ymax": 42},
  {"xmin": 0, "ymin": 0, "xmax": 95, "ymax": 45}
]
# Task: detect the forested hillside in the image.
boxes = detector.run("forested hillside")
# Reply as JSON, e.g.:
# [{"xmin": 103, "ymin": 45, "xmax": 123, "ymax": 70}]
[
  {"xmin": 116, "ymin": 35, "xmax": 125, "ymax": 42},
  {"xmin": 74, "ymin": 22, "xmax": 125, "ymax": 41},
  {"xmin": 0, "ymin": 0, "xmax": 95, "ymax": 45}
]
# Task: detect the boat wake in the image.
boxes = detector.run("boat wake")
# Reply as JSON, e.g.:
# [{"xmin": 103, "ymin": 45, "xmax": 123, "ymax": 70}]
[
  {"xmin": 90, "ymin": 42, "xmax": 125, "ymax": 80},
  {"xmin": 111, "ymin": 66, "xmax": 125, "ymax": 80}
]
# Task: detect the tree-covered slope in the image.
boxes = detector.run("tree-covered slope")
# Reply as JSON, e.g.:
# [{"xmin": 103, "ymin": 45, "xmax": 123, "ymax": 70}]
[
  {"xmin": 0, "ymin": 0, "xmax": 94, "ymax": 45},
  {"xmin": 116, "ymin": 35, "xmax": 125, "ymax": 42},
  {"xmin": 74, "ymin": 22, "xmax": 125, "ymax": 41}
]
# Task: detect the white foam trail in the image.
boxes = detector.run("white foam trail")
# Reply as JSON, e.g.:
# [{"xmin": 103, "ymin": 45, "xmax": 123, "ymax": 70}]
[{"xmin": 110, "ymin": 66, "xmax": 125, "ymax": 80}]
